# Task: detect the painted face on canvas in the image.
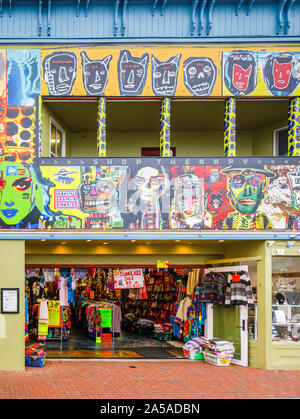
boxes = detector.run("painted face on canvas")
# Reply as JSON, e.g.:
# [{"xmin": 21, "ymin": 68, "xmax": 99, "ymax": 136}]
[
  {"xmin": 227, "ymin": 170, "xmax": 267, "ymax": 214},
  {"xmin": 134, "ymin": 167, "xmax": 165, "ymax": 201},
  {"xmin": 287, "ymin": 168, "xmax": 300, "ymax": 213},
  {"xmin": 152, "ymin": 54, "xmax": 181, "ymax": 96},
  {"xmin": 81, "ymin": 51, "xmax": 112, "ymax": 96},
  {"xmin": 264, "ymin": 53, "xmax": 299, "ymax": 96},
  {"xmin": 118, "ymin": 50, "xmax": 149, "ymax": 96},
  {"xmin": 0, "ymin": 162, "xmax": 33, "ymax": 225},
  {"xmin": 43, "ymin": 52, "xmax": 77, "ymax": 96},
  {"xmin": 224, "ymin": 52, "xmax": 257, "ymax": 96},
  {"xmin": 80, "ymin": 179, "xmax": 117, "ymax": 213},
  {"xmin": 184, "ymin": 57, "xmax": 216, "ymax": 96}
]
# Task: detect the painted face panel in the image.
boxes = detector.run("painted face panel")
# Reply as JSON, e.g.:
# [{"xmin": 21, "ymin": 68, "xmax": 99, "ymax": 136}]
[
  {"xmin": 118, "ymin": 50, "xmax": 149, "ymax": 96},
  {"xmin": 152, "ymin": 54, "xmax": 181, "ymax": 96},
  {"xmin": 228, "ymin": 170, "xmax": 267, "ymax": 214},
  {"xmin": 79, "ymin": 178, "xmax": 117, "ymax": 213},
  {"xmin": 0, "ymin": 162, "xmax": 33, "ymax": 225},
  {"xmin": 224, "ymin": 52, "xmax": 257, "ymax": 96},
  {"xmin": 183, "ymin": 57, "xmax": 216, "ymax": 96},
  {"xmin": 288, "ymin": 167, "xmax": 300, "ymax": 213},
  {"xmin": 175, "ymin": 174, "xmax": 202, "ymax": 218},
  {"xmin": 81, "ymin": 52, "xmax": 112, "ymax": 96},
  {"xmin": 134, "ymin": 167, "xmax": 166, "ymax": 201},
  {"xmin": 263, "ymin": 53, "xmax": 299, "ymax": 96},
  {"xmin": 43, "ymin": 52, "xmax": 77, "ymax": 96},
  {"xmin": 272, "ymin": 59, "xmax": 293, "ymax": 90}
]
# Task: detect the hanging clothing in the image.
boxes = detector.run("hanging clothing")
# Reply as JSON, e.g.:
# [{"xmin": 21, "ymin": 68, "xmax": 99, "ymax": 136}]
[
  {"xmin": 198, "ymin": 272, "xmax": 226, "ymax": 304},
  {"xmin": 182, "ymin": 286, "xmax": 206, "ymax": 343},
  {"xmin": 224, "ymin": 272, "xmax": 254, "ymax": 308},
  {"xmin": 58, "ymin": 276, "xmax": 69, "ymax": 306},
  {"xmin": 186, "ymin": 269, "xmax": 201, "ymax": 296},
  {"xmin": 42, "ymin": 268, "xmax": 55, "ymax": 283},
  {"xmin": 175, "ymin": 296, "xmax": 192, "ymax": 323}
]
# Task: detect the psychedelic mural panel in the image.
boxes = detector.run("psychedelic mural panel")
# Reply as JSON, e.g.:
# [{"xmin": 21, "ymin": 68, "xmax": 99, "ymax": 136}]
[{"xmin": 0, "ymin": 157, "xmax": 300, "ymax": 231}]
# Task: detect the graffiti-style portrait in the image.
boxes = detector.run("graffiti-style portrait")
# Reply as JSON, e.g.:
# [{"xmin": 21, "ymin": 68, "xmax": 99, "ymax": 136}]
[
  {"xmin": 0, "ymin": 161, "xmax": 81, "ymax": 229},
  {"xmin": 79, "ymin": 166, "xmax": 126, "ymax": 229},
  {"xmin": 170, "ymin": 168, "xmax": 204, "ymax": 229},
  {"xmin": 43, "ymin": 51, "xmax": 77, "ymax": 96},
  {"xmin": 128, "ymin": 166, "xmax": 170, "ymax": 229},
  {"xmin": 152, "ymin": 54, "xmax": 181, "ymax": 96},
  {"xmin": 221, "ymin": 163, "xmax": 275, "ymax": 229},
  {"xmin": 183, "ymin": 57, "xmax": 216, "ymax": 96},
  {"xmin": 118, "ymin": 50, "xmax": 149, "ymax": 96},
  {"xmin": 224, "ymin": 51, "xmax": 257, "ymax": 96},
  {"xmin": 263, "ymin": 52, "xmax": 300, "ymax": 96},
  {"xmin": 7, "ymin": 49, "xmax": 40, "ymax": 107},
  {"xmin": 81, "ymin": 51, "xmax": 112, "ymax": 96},
  {"xmin": 287, "ymin": 166, "xmax": 300, "ymax": 229}
]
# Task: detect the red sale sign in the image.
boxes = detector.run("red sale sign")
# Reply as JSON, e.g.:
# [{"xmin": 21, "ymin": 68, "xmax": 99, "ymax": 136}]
[{"xmin": 113, "ymin": 269, "xmax": 144, "ymax": 289}]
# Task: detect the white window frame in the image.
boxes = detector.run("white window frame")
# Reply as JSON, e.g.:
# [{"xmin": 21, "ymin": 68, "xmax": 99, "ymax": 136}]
[
  {"xmin": 49, "ymin": 117, "xmax": 66, "ymax": 157},
  {"xmin": 273, "ymin": 126, "xmax": 288, "ymax": 156}
]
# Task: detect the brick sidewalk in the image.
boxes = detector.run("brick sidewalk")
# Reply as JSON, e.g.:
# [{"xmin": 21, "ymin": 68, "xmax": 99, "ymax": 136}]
[{"xmin": 0, "ymin": 360, "xmax": 299, "ymax": 399}]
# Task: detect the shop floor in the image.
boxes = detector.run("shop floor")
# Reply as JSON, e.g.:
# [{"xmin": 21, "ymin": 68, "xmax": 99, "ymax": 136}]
[{"xmin": 43, "ymin": 328, "xmax": 185, "ymax": 359}]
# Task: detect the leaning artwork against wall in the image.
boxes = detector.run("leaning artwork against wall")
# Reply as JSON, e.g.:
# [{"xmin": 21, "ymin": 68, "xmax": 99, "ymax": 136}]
[{"xmin": 0, "ymin": 157, "xmax": 300, "ymax": 231}]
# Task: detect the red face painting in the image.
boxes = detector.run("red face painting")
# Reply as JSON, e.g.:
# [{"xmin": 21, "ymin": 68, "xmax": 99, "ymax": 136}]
[
  {"xmin": 272, "ymin": 58, "xmax": 292, "ymax": 90},
  {"xmin": 233, "ymin": 64, "xmax": 252, "ymax": 92}
]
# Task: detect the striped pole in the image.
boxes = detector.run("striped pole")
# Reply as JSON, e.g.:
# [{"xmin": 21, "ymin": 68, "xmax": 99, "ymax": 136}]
[
  {"xmin": 97, "ymin": 97, "xmax": 107, "ymax": 157},
  {"xmin": 224, "ymin": 97, "xmax": 236, "ymax": 157},
  {"xmin": 288, "ymin": 97, "xmax": 300, "ymax": 156},
  {"xmin": 160, "ymin": 97, "xmax": 171, "ymax": 157}
]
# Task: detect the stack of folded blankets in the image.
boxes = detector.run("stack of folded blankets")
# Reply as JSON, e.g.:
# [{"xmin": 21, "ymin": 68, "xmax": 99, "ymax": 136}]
[
  {"xmin": 154, "ymin": 323, "xmax": 172, "ymax": 333},
  {"xmin": 184, "ymin": 337, "xmax": 203, "ymax": 351},
  {"xmin": 199, "ymin": 337, "xmax": 235, "ymax": 359}
]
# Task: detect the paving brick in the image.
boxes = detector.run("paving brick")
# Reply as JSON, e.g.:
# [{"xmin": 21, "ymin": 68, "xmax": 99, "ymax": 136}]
[{"xmin": 0, "ymin": 360, "xmax": 299, "ymax": 399}]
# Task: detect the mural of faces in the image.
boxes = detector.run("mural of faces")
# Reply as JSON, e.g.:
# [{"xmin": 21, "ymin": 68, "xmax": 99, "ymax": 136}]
[
  {"xmin": 287, "ymin": 166, "xmax": 300, "ymax": 213},
  {"xmin": 118, "ymin": 50, "xmax": 149, "ymax": 96},
  {"xmin": 152, "ymin": 54, "xmax": 181, "ymax": 96},
  {"xmin": 224, "ymin": 52, "xmax": 257, "ymax": 96},
  {"xmin": 183, "ymin": 57, "xmax": 216, "ymax": 96},
  {"xmin": 81, "ymin": 51, "xmax": 112, "ymax": 96},
  {"xmin": 223, "ymin": 168, "xmax": 273, "ymax": 215},
  {"xmin": 43, "ymin": 51, "xmax": 77, "ymax": 96},
  {"xmin": 0, "ymin": 161, "xmax": 34, "ymax": 225},
  {"xmin": 263, "ymin": 52, "xmax": 300, "ymax": 96}
]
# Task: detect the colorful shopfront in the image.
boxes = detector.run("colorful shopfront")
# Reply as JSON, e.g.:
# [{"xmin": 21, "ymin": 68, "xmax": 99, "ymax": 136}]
[{"xmin": 0, "ymin": 0, "xmax": 300, "ymax": 371}]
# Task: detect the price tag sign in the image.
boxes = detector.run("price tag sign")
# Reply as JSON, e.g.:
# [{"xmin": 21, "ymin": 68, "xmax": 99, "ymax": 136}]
[
  {"xmin": 157, "ymin": 261, "xmax": 169, "ymax": 269},
  {"xmin": 48, "ymin": 300, "xmax": 61, "ymax": 327},
  {"xmin": 99, "ymin": 308, "xmax": 112, "ymax": 328}
]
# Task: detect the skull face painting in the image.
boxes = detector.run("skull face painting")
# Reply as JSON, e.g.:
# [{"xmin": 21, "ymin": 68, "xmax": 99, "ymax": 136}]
[
  {"xmin": 263, "ymin": 53, "xmax": 299, "ymax": 96},
  {"xmin": 43, "ymin": 52, "xmax": 77, "ymax": 96},
  {"xmin": 152, "ymin": 54, "xmax": 181, "ymax": 96},
  {"xmin": 224, "ymin": 52, "xmax": 257, "ymax": 96},
  {"xmin": 118, "ymin": 50, "xmax": 149, "ymax": 96},
  {"xmin": 183, "ymin": 57, "xmax": 216, "ymax": 96},
  {"xmin": 81, "ymin": 51, "xmax": 112, "ymax": 96},
  {"xmin": 134, "ymin": 167, "xmax": 166, "ymax": 201}
]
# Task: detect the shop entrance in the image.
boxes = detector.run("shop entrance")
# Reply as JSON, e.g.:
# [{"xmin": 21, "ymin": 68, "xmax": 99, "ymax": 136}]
[{"xmin": 25, "ymin": 264, "xmax": 209, "ymax": 360}]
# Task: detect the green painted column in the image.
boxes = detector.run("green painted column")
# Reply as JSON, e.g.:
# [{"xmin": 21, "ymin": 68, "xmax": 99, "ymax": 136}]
[
  {"xmin": 288, "ymin": 97, "xmax": 300, "ymax": 156},
  {"xmin": 0, "ymin": 240, "xmax": 25, "ymax": 371},
  {"xmin": 224, "ymin": 97, "xmax": 236, "ymax": 157},
  {"xmin": 160, "ymin": 97, "xmax": 171, "ymax": 157},
  {"xmin": 97, "ymin": 97, "xmax": 107, "ymax": 157}
]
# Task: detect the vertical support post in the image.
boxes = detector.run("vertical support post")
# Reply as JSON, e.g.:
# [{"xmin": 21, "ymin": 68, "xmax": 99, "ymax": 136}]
[
  {"xmin": 97, "ymin": 97, "xmax": 107, "ymax": 157},
  {"xmin": 160, "ymin": 97, "xmax": 171, "ymax": 157},
  {"xmin": 224, "ymin": 97, "xmax": 236, "ymax": 157},
  {"xmin": 38, "ymin": 95, "xmax": 42, "ymax": 158},
  {"xmin": 288, "ymin": 97, "xmax": 300, "ymax": 156}
]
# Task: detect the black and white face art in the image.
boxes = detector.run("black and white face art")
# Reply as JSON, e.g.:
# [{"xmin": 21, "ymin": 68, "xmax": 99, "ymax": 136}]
[
  {"xmin": 43, "ymin": 51, "xmax": 77, "ymax": 96},
  {"xmin": 118, "ymin": 50, "xmax": 149, "ymax": 96},
  {"xmin": 81, "ymin": 51, "xmax": 112, "ymax": 96},
  {"xmin": 183, "ymin": 57, "xmax": 216, "ymax": 96},
  {"xmin": 151, "ymin": 54, "xmax": 181, "ymax": 96}
]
